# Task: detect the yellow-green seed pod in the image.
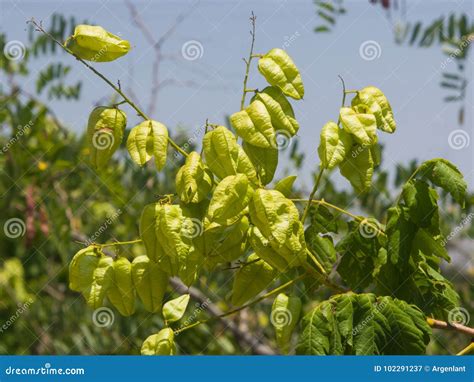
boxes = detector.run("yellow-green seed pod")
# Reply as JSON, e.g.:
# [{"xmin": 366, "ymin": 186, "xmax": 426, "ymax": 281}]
[
  {"xmin": 65, "ymin": 25, "xmax": 131, "ymax": 62},
  {"xmin": 258, "ymin": 49, "xmax": 304, "ymax": 100},
  {"xmin": 127, "ymin": 120, "xmax": 169, "ymax": 171},
  {"xmin": 271, "ymin": 293, "xmax": 302, "ymax": 354},
  {"xmin": 141, "ymin": 328, "xmax": 176, "ymax": 355},
  {"xmin": 86, "ymin": 106, "xmax": 127, "ymax": 170},
  {"xmin": 176, "ymin": 151, "xmax": 213, "ymax": 204}
]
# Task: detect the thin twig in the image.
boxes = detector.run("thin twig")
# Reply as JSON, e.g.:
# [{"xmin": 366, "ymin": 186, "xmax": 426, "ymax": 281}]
[
  {"xmin": 28, "ymin": 18, "xmax": 188, "ymax": 158},
  {"xmin": 240, "ymin": 12, "xmax": 257, "ymax": 111},
  {"xmin": 427, "ymin": 317, "xmax": 474, "ymax": 337}
]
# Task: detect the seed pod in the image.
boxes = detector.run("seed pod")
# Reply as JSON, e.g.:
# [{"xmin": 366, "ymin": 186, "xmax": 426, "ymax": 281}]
[
  {"xmin": 132, "ymin": 255, "xmax": 168, "ymax": 313},
  {"xmin": 204, "ymin": 216, "xmax": 250, "ymax": 270},
  {"xmin": 243, "ymin": 141, "xmax": 278, "ymax": 186},
  {"xmin": 249, "ymin": 226, "xmax": 291, "ymax": 272},
  {"xmin": 252, "ymin": 86, "xmax": 299, "ymax": 136},
  {"xmin": 69, "ymin": 246, "xmax": 113, "ymax": 309},
  {"xmin": 230, "ymin": 100, "xmax": 276, "ymax": 148},
  {"xmin": 156, "ymin": 204, "xmax": 199, "ymax": 286},
  {"xmin": 65, "ymin": 25, "xmax": 131, "ymax": 62},
  {"xmin": 202, "ymin": 126, "xmax": 258, "ymax": 185},
  {"xmin": 258, "ymin": 49, "xmax": 304, "ymax": 100},
  {"xmin": 141, "ymin": 328, "xmax": 176, "ymax": 355},
  {"xmin": 231, "ymin": 253, "xmax": 277, "ymax": 306},
  {"xmin": 249, "ymin": 189, "xmax": 306, "ymax": 268},
  {"xmin": 205, "ymin": 174, "xmax": 254, "ymax": 229},
  {"xmin": 351, "ymin": 86, "xmax": 396, "ymax": 133},
  {"xmin": 176, "ymin": 151, "xmax": 213, "ymax": 204},
  {"xmin": 107, "ymin": 257, "xmax": 135, "ymax": 316},
  {"xmin": 339, "ymin": 107, "xmax": 377, "ymax": 147},
  {"xmin": 86, "ymin": 106, "xmax": 127, "ymax": 170},
  {"xmin": 318, "ymin": 121, "xmax": 353, "ymax": 170},
  {"xmin": 271, "ymin": 293, "xmax": 302, "ymax": 354},
  {"xmin": 127, "ymin": 120, "xmax": 168, "ymax": 171}
]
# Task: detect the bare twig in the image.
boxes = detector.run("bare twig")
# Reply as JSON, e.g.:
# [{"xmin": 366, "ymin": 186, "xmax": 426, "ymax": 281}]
[
  {"xmin": 125, "ymin": 0, "xmax": 198, "ymax": 116},
  {"xmin": 427, "ymin": 318, "xmax": 474, "ymax": 337}
]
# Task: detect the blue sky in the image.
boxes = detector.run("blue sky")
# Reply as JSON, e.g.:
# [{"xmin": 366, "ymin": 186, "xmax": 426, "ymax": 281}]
[{"xmin": 1, "ymin": 0, "xmax": 472, "ymax": 190}]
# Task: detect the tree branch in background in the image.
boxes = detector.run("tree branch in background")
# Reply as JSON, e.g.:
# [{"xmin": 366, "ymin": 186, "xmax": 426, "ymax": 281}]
[{"xmin": 125, "ymin": 0, "xmax": 199, "ymax": 116}]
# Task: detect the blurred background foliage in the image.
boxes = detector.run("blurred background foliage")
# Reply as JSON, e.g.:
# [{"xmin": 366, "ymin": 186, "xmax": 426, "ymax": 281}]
[{"xmin": 0, "ymin": 8, "xmax": 472, "ymax": 355}]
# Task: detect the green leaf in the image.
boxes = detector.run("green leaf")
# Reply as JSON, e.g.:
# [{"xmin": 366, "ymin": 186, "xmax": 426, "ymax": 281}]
[
  {"xmin": 351, "ymin": 87, "xmax": 396, "ymax": 133},
  {"xmin": 253, "ymin": 86, "xmax": 299, "ymax": 136},
  {"xmin": 402, "ymin": 179, "xmax": 439, "ymax": 228},
  {"xmin": 274, "ymin": 176, "xmax": 297, "ymax": 197},
  {"xmin": 126, "ymin": 120, "xmax": 169, "ymax": 171},
  {"xmin": 176, "ymin": 151, "xmax": 213, "ymax": 204},
  {"xmin": 231, "ymin": 253, "xmax": 277, "ymax": 306},
  {"xmin": 202, "ymin": 126, "xmax": 258, "ymax": 184},
  {"xmin": 413, "ymin": 228, "xmax": 450, "ymax": 262},
  {"xmin": 206, "ymin": 174, "xmax": 253, "ymax": 228},
  {"xmin": 418, "ymin": 158, "xmax": 467, "ymax": 206},
  {"xmin": 243, "ymin": 142, "xmax": 278, "ymax": 185},
  {"xmin": 141, "ymin": 328, "xmax": 176, "ymax": 355},
  {"xmin": 230, "ymin": 100, "xmax": 276, "ymax": 148},
  {"xmin": 258, "ymin": 48, "xmax": 304, "ymax": 100},
  {"xmin": 308, "ymin": 204, "xmax": 338, "ymax": 234},
  {"xmin": 336, "ymin": 221, "xmax": 385, "ymax": 290},
  {"xmin": 318, "ymin": 121, "xmax": 353, "ymax": 169},
  {"xmin": 132, "ymin": 255, "xmax": 168, "ymax": 313},
  {"xmin": 305, "ymin": 229, "xmax": 336, "ymax": 274},
  {"xmin": 296, "ymin": 293, "xmax": 431, "ymax": 355},
  {"xmin": 339, "ymin": 143, "xmax": 374, "ymax": 193},
  {"xmin": 162, "ymin": 294, "xmax": 190, "ymax": 323},
  {"xmin": 107, "ymin": 257, "xmax": 135, "ymax": 316},
  {"xmin": 271, "ymin": 293, "xmax": 302, "ymax": 354},
  {"xmin": 339, "ymin": 107, "xmax": 377, "ymax": 146},
  {"xmin": 385, "ymin": 206, "xmax": 417, "ymax": 267}
]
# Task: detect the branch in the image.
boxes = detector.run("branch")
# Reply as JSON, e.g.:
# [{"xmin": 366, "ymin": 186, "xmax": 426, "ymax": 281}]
[
  {"xmin": 427, "ymin": 317, "xmax": 474, "ymax": 337},
  {"xmin": 240, "ymin": 11, "xmax": 257, "ymax": 111},
  {"xmin": 28, "ymin": 18, "xmax": 188, "ymax": 158},
  {"xmin": 169, "ymin": 277, "xmax": 275, "ymax": 355}
]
